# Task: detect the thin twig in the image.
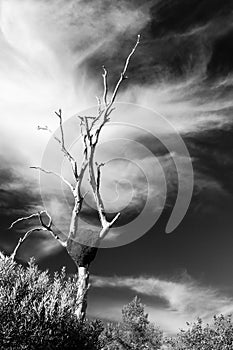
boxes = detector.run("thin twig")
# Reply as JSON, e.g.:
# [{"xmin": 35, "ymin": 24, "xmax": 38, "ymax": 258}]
[
  {"xmin": 110, "ymin": 34, "xmax": 140, "ymax": 105},
  {"xmin": 0, "ymin": 251, "xmax": 6, "ymax": 260},
  {"xmin": 96, "ymin": 96, "xmax": 102, "ymax": 115},
  {"xmin": 37, "ymin": 125, "xmax": 63, "ymax": 148},
  {"xmin": 102, "ymin": 65, "xmax": 108, "ymax": 107},
  {"xmin": 54, "ymin": 109, "xmax": 78, "ymax": 180},
  {"xmin": 8, "ymin": 213, "xmax": 41, "ymax": 230},
  {"xmin": 96, "ymin": 162, "xmax": 105, "ymax": 193},
  {"xmin": 30, "ymin": 166, "xmax": 75, "ymax": 194},
  {"xmin": 10, "ymin": 227, "xmax": 43, "ymax": 260}
]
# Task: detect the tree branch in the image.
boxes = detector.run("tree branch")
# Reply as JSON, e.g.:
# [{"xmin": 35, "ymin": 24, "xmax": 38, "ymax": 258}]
[
  {"xmin": 102, "ymin": 65, "xmax": 108, "ymax": 108},
  {"xmin": 0, "ymin": 250, "xmax": 6, "ymax": 260},
  {"xmin": 96, "ymin": 162, "xmax": 105, "ymax": 193},
  {"xmin": 30, "ymin": 166, "xmax": 75, "ymax": 194},
  {"xmin": 110, "ymin": 34, "xmax": 140, "ymax": 106},
  {"xmin": 38, "ymin": 211, "xmax": 67, "ymax": 247},
  {"xmin": 79, "ymin": 36, "xmax": 140, "ymax": 240},
  {"xmin": 9, "ymin": 211, "xmax": 67, "ymax": 257},
  {"xmin": 37, "ymin": 125, "xmax": 64, "ymax": 149},
  {"xmin": 96, "ymin": 96, "xmax": 102, "ymax": 116},
  {"xmin": 99, "ymin": 212, "xmax": 121, "ymax": 240},
  {"xmin": 8, "ymin": 213, "xmax": 40, "ymax": 230},
  {"xmin": 10, "ymin": 227, "xmax": 43, "ymax": 260},
  {"xmin": 37, "ymin": 111, "xmax": 79, "ymax": 181},
  {"xmin": 38, "ymin": 210, "xmax": 52, "ymax": 229},
  {"xmin": 54, "ymin": 109, "xmax": 79, "ymax": 181}
]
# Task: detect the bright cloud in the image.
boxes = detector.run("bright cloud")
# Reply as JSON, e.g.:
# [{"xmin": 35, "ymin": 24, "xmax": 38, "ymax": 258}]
[
  {"xmin": 0, "ymin": 0, "xmax": 149, "ymax": 163},
  {"xmin": 90, "ymin": 274, "xmax": 233, "ymax": 334}
]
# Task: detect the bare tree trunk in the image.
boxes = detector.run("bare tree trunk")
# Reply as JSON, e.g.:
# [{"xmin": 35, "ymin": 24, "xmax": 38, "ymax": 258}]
[{"xmin": 75, "ymin": 266, "xmax": 89, "ymax": 321}]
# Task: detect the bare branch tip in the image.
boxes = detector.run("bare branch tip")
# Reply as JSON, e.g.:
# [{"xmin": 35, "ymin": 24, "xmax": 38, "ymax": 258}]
[
  {"xmin": 102, "ymin": 65, "xmax": 107, "ymax": 74},
  {"xmin": 55, "ymin": 109, "xmax": 62, "ymax": 118}
]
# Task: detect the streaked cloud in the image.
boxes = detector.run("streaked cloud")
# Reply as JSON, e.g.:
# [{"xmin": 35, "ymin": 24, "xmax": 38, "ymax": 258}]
[
  {"xmin": 91, "ymin": 274, "xmax": 233, "ymax": 334},
  {"xmin": 0, "ymin": 0, "xmax": 149, "ymax": 163}
]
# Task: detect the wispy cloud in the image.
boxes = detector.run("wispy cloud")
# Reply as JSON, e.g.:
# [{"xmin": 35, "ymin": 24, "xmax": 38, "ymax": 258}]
[
  {"xmin": 0, "ymin": 0, "xmax": 149, "ymax": 162},
  {"xmin": 1, "ymin": 0, "xmax": 233, "ymax": 198},
  {"xmin": 91, "ymin": 274, "xmax": 233, "ymax": 334}
]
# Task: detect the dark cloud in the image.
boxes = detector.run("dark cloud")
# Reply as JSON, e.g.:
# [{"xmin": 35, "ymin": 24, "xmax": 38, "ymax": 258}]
[
  {"xmin": 207, "ymin": 29, "xmax": 233, "ymax": 78},
  {"xmin": 0, "ymin": 154, "xmax": 75, "ymax": 272},
  {"xmin": 81, "ymin": 0, "xmax": 233, "ymax": 88},
  {"xmin": 150, "ymin": 0, "xmax": 233, "ymax": 36},
  {"xmin": 0, "ymin": 159, "xmax": 40, "ymax": 224},
  {"xmin": 184, "ymin": 126, "xmax": 233, "ymax": 194}
]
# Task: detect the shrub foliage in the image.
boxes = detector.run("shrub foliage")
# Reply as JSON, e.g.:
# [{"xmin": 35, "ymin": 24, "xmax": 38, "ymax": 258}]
[
  {"xmin": 166, "ymin": 315, "xmax": 233, "ymax": 350},
  {"xmin": 1, "ymin": 257, "xmax": 233, "ymax": 350},
  {"xmin": 101, "ymin": 296, "xmax": 163, "ymax": 350},
  {"xmin": 0, "ymin": 257, "xmax": 103, "ymax": 349}
]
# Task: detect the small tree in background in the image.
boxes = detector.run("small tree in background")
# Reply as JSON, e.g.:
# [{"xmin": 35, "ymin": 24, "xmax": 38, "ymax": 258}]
[
  {"xmin": 1, "ymin": 35, "xmax": 140, "ymax": 321},
  {"xmin": 101, "ymin": 296, "xmax": 163, "ymax": 350}
]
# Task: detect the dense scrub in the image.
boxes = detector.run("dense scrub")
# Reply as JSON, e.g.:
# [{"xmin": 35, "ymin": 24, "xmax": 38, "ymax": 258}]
[
  {"xmin": 165, "ymin": 315, "xmax": 233, "ymax": 350},
  {"xmin": 0, "ymin": 257, "xmax": 103, "ymax": 350},
  {"xmin": 1, "ymin": 257, "xmax": 233, "ymax": 350}
]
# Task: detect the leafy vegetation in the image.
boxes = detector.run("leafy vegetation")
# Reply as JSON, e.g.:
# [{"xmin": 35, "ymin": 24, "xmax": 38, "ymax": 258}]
[
  {"xmin": 1, "ymin": 257, "xmax": 233, "ymax": 349},
  {"xmin": 0, "ymin": 257, "xmax": 103, "ymax": 349},
  {"xmin": 101, "ymin": 296, "xmax": 163, "ymax": 350},
  {"xmin": 165, "ymin": 315, "xmax": 233, "ymax": 350}
]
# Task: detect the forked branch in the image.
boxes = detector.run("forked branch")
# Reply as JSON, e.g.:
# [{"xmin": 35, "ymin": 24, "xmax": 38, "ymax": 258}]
[
  {"xmin": 80, "ymin": 35, "xmax": 140, "ymax": 240},
  {"xmin": 9, "ymin": 211, "xmax": 67, "ymax": 261}
]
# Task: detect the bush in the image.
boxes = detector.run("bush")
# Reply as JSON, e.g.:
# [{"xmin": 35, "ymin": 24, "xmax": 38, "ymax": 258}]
[
  {"xmin": 2, "ymin": 256, "xmax": 233, "ymax": 350},
  {"xmin": 0, "ymin": 257, "xmax": 103, "ymax": 349},
  {"xmin": 165, "ymin": 315, "xmax": 233, "ymax": 350},
  {"xmin": 101, "ymin": 296, "xmax": 163, "ymax": 350}
]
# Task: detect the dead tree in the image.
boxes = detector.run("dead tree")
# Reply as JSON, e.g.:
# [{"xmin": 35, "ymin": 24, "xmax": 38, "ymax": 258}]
[{"xmin": 6, "ymin": 35, "xmax": 140, "ymax": 321}]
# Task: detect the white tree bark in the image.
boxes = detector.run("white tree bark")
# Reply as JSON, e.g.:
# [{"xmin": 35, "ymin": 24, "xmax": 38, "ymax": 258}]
[{"xmin": 75, "ymin": 266, "xmax": 90, "ymax": 321}]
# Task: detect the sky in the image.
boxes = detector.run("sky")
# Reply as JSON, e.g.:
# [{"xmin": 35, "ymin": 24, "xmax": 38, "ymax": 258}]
[{"xmin": 0, "ymin": 0, "xmax": 233, "ymax": 335}]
